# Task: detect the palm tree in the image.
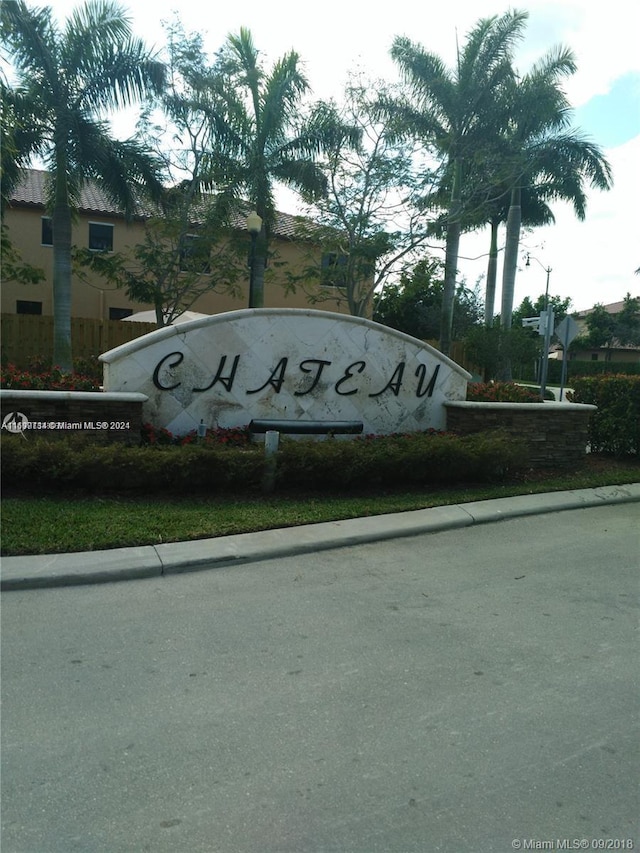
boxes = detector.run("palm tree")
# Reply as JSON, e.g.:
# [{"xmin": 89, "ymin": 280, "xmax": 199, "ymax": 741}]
[
  {"xmin": 1, "ymin": 0, "xmax": 166, "ymax": 371},
  {"xmin": 498, "ymin": 49, "xmax": 612, "ymax": 337},
  {"xmin": 432, "ymin": 156, "xmax": 556, "ymax": 327},
  {"xmin": 390, "ymin": 10, "xmax": 528, "ymax": 356},
  {"xmin": 206, "ymin": 28, "xmax": 340, "ymax": 308},
  {"xmin": 483, "ymin": 186, "xmax": 555, "ymax": 326}
]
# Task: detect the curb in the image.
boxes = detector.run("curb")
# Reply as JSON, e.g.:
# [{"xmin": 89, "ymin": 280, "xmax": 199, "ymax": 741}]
[{"xmin": 2, "ymin": 484, "xmax": 639, "ymax": 590}]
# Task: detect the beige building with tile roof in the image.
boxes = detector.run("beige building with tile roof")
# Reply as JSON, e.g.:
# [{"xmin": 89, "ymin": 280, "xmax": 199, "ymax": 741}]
[
  {"xmin": 564, "ymin": 299, "xmax": 640, "ymax": 364},
  {"xmin": 2, "ymin": 169, "xmax": 349, "ymax": 322}
]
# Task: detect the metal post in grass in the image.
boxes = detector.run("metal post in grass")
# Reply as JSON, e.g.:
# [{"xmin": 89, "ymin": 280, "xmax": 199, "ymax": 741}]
[{"xmin": 262, "ymin": 430, "xmax": 280, "ymax": 493}]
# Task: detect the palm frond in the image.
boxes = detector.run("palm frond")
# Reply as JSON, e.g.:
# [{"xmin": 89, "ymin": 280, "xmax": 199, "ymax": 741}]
[
  {"xmin": 259, "ymin": 51, "xmax": 309, "ymax": 148},
  {"xmin": 390, "ymin": 37, "xmax": 457, "ymax": 127},
  {"xmin": 1, "ymin": 1, "xmax": 60, "ymax": 93},
  {"xmin": 462, "ymin": 9, "xmax": 527, "ymax": 83},
  {"xmin": 270, "ymin": 158, "xmax": 327, "ymax": 202}
]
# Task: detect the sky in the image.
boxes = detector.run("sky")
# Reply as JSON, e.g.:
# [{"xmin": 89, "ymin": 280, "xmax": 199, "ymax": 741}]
[{"xmin": 22, "ymin": 1, "xmax": 640, "ymax": 312}]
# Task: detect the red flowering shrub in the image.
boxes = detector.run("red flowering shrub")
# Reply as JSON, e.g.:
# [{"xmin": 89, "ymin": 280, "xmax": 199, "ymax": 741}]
[
  {"xmin": 140, "ymin": 423, "xmax": 176, "ymax": 446},
  {"xmin": 0, "ymin": 362, "xmax": 101, "ymax": 391},
  {"xmin": 181, "ymin": 425, "xmax": 252, "ymax": 447},
  {"xmin": 141, "ymin": 423, "xmax": 251, "ymax": 447},
  {"xmin": 466, "ymin": 382, "xmax": 540, "ymax": 403}
]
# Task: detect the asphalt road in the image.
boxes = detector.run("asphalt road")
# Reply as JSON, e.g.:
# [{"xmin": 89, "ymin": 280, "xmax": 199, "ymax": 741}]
[{"xmin": 2, "ymin": 503, "xmax": 638, "ymax": 853}]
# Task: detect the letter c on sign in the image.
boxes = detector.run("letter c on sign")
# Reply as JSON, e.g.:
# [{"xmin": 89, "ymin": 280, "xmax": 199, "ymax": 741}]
[{"xmin": 152, "ymin": 351, "xmax": 184, "ymax": 390}]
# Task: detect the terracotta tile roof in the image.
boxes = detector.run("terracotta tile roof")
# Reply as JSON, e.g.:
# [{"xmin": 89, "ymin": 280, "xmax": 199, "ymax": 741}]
[
  {"xmin": 7, "ymin": 168, "xmax": 314, "ymax": 240},
  {"xmin": 575, "ymin": 299, "xmax": 638, "ymax": 317},
  {"xmin": 5, "ymin": 167, "xmax": 47, "ymax": 206},
  {"xmin": 8, "ymin": 168, "xmax": 147, "ymax": 216}
]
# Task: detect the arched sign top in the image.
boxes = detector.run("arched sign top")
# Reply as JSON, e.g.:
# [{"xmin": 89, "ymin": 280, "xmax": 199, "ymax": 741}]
[{"xmin": 100, "ymin": 308, "xmax": 470, "ymax": 436}]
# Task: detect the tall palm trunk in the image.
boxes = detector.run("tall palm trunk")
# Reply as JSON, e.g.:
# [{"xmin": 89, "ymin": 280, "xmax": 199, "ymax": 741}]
[
  {"xmin": 52, "ymin": 167, "xmax": 73, "ymax": 372},
  {"xmin": 499, "ymin": 185, "xmax": 522, "ymax": 379},
  {"xmin": 249, "ymin": 222, "xmax": 267, "ymax": 309},
  {"xmin": 484, "ymin": 217, "xmax": 499, "ymax": 326},
  {"xmin": 440, "ymin": 158, "xmax": 462, "ymax": 357}
]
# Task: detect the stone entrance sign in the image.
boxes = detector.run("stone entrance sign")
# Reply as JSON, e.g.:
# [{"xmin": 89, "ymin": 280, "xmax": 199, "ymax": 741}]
[{"xmin": 100, "ymin": 309, "xmax": 470, "ymax": 436}]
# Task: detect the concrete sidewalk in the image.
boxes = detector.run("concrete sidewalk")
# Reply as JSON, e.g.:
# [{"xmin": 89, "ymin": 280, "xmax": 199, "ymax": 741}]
[{"xmin": 2, "ymin": 483, "xmax": 639, "ymax": 590}]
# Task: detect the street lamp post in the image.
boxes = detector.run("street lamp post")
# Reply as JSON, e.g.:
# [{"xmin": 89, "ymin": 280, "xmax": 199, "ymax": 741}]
[
  {"xmin": 246, "ymin": 211, "xmax": 263, "ymax": 309},
  {"xmin": 526, "ymin": 254, "xmax": 553, "ymax": 400}
]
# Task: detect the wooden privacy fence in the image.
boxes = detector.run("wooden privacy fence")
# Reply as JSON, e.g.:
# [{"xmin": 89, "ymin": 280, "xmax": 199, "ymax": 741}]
[
  {"xmin": 1, "ymin": 314, "xmax": 157, "ymax": 368},
  {"xmin": 425, "ymin": 339, "xmax": 482, "ymax": 379},
  {"xmin": 1, "ymin": 314, "xmax": 482, "ymax": 376}
]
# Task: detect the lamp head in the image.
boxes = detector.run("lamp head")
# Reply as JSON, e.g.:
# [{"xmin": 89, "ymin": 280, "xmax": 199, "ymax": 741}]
[{"xmin": 246, "ymin": 211, "xmax": 262, "ymax": 235}]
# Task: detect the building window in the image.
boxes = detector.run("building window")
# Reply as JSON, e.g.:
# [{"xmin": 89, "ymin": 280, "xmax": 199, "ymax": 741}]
[
  {"xmin": 89, "ymin": 222, "xmax": 114, "ymax": 251},
  {"xmin": 17, "ymin": 300, "xmax": 42, "ymax": 315},
  {"xmin": 321, "ymin": 252, "xmax": 348, "ymax": 288},
  {"xmin": 179, "ymin": 234, "xmax": 211, "ymax": 274},
  {"xmin": 109, "ymin": 307, "xmax": 133, "ymax": 321},
  {"xmin": 591, "ymin": 353, "xmax": 599, "ymax": 361},
  {"xmin": 41, "ymin": 217, "xmax": 53, "ymax": 246}
]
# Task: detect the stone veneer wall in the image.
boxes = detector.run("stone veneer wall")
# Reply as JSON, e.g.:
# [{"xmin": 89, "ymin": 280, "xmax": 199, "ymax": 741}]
[
  {"xmin": 444, "ymin": 401, "xmax": 597, "ymax": 468},
  {"xmin": 0, "ymin": 390, "xmax": 148, "ymax": 444}
]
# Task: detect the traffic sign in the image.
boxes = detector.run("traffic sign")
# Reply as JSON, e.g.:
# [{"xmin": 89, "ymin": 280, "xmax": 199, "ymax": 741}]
[{"xmin": 555, "ymin": 316, "xmax": 580, "ymax": 347}]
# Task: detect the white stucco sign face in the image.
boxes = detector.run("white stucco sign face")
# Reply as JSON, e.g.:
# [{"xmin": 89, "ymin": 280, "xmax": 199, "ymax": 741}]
[{"xmin": 100, "ymin": 309, "xmax": 470, "ymax": 436}]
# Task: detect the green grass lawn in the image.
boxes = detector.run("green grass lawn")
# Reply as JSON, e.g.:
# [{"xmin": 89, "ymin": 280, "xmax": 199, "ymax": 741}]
[{"xmin": 2, "ymin": 455, "xmax": 638, "ymax": 556}]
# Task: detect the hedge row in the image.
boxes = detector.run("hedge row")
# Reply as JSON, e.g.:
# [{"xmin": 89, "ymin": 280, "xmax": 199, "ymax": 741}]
[
  {"xmin": 569, "ymin": 374, "xmax": 640, "ymax": 455},
  {"xmin": 275, "ymin": 430, "xmax": 525, "ymax": 489},
  {"xmin": 2, "ymin": 429, "xmax": 527, "ymax": 494},
  {"xmin": 548, "ymin": 360, "xmax": 640, "ymax": 381}
]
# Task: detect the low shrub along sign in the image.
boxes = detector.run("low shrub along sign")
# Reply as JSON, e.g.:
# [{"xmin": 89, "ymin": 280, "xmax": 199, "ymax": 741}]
[
  {"xmin": 100, "ymin": 309, "xmax": 471, "ymax": 437},
  {"xmin": 570, "ymin": 374, "xmax": 640, "ymax": 455},
  {"xmin": 1, "ymin": 429, "xmax": 524, "ymax": 495}
]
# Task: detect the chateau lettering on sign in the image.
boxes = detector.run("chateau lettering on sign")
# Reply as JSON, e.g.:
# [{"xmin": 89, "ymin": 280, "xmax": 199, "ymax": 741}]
[
  {"xmin": 152, "ymin": 352, "xmax": 441, "ymax": 400},
  {"xmin": 100, "ymin": 309, "xmax": 470, "ymax": 436}
]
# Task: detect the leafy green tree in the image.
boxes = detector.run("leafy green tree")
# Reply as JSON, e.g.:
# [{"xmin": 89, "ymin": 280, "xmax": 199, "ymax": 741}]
[
  {"xmin": 1, "ymin": 66, "xmax": 47, "ymax": 286},
  {"xmin": 464, "ymin": 291, "xmax": 572, "ymax": 381},
  {"xmin": 579, "ymin": 304, "xmax": 618, "ymax": 356},
  {"xmin": 577, "ymin": 295, "xmax": 640, "ymax": 359},
  {"xmin": 615, "ymin": 294, "xmax": 640, "ymax": 346},
  {"xmin": 1, "ymin": 0, "xmax": 166, "ymax": 370},
  {"xmin": 463, "ymin": 323, "xmax": 540, "ymax": 382},
  {"xmin": 291, "ymin": 78, "xmax": 437, "ymax": 317},
  {"xmin": 513, "ymin": 293, "xmax": 572, "ymax": 327},
  {"xmin": 205, "ymin": 28, "xmax": 338, "ymax": 308},
  {"xmin": 389, "ymin": 11, "xmax": 528, "ymax": 356},
  {"xmin": 73, "ymin": 210, "xmax": 245, "ymax": 326},
  {"xmin": 374, "ymin": 257, "xmax": 482, "ymax": 341},
  {"xmin": 73, "ymin": 21, "xmax": 246, "ymax": 326}
]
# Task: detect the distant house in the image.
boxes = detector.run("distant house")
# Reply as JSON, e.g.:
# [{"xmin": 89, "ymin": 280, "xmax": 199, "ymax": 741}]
[
  {"xmin": 565, "ymin": 299, "xmax": 640, "ymax": 365},
  {"xmin": 2, "ymin": 168, "xmax": 351, "ymax": 322}
]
